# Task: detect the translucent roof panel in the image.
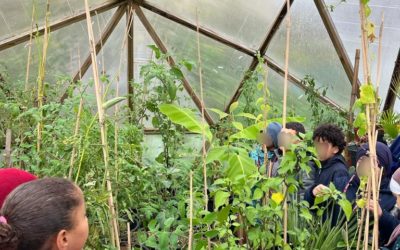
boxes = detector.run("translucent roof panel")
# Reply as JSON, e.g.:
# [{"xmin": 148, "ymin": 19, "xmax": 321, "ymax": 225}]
[
  {"xmin": 82, "ymin": 13, "xmax": 202, "ymax": 129},
  {"xmin": 0, "ymin": 9, "xmax": 113, "ymax": 91},
  {"xmin": 143, "ymin": 8, "xmax": 253, "ymax": 112},
  {"xmin": 267, "ymin": 0, "xmax": 352, "ymax": 109},
  {"xmin": 0, "ymin": 0, "xmax": 109, "ymax": 41},
  {"xmin": 144, "ymin": 0, "xmax": 285, "ymax": 49},
  {"xmin": 325, "ymin": 0, "xmax": 400, "ymax": 109},
  {"xmin": 81, "ymin": 12, "xmax": 127, "ymax": 107}
]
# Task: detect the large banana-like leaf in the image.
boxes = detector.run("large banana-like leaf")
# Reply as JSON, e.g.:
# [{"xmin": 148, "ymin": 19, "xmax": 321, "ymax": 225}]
[{"xmin": 159, "ymin": 103, "xmax": 212, "ymax": 142}]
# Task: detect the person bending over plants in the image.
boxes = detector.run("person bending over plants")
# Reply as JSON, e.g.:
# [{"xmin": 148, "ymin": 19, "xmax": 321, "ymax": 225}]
[
  {"xmin": 250, "ymin": 121, "xmax": 282, "ymax": 173},
  {"xmin": 304, "ymin": 124, "xmax": 349, "ymax": 223}
]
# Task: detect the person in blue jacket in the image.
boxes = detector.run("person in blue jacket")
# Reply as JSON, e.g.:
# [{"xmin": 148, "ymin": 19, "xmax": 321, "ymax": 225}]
[
  {"xmin": 249, "ymin": 122, "xmax": 282, "ymax": 170},
  {"xmin": 343, "ymin": 142, "xmax": 396, "ymax": 246},
  {"xmin": 304, "ymin": 124, "xmax": 349, "ymax": 222}
]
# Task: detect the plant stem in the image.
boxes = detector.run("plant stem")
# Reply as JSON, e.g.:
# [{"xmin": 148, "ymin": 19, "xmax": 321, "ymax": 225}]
[
  {"xmin": 36, "ymin": 0, "xmax": 50, "ymax": 154},
  {"xmin": 25, "ymin": 2, "xmax": 36, "ymax": 91},
  {"xmin": 195, "ymin": 9, "xmax": 211, "ymax": 249},
  {"xmin": 83, "ymin": 0, "xmax": 120, "ymax": 247},
  {"xmin": 282, "ymin": 0, "xmax": 291, "ymax": 245},
  {"xmin": 188, "ymin": 170, "xmax": 193, "ymax": 250}
]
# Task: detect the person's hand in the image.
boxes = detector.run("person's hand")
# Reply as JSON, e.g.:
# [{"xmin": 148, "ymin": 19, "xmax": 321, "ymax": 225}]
[
  {"xmin": 312, "ymin": 184, "xmax": 329, "ymax": 197},
  {"xmin": 367, "ymin": 200, "xmax": 383, "ymax": 217}
]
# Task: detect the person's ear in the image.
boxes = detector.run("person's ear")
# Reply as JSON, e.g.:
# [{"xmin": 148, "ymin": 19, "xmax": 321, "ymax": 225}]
[
  {"xmin": 332, "ymin": 146, "xmax": 339, "ymax": 154},
  {"xmin": 56, "ymin": 230, "xmax": 69, "ymax": 250}
]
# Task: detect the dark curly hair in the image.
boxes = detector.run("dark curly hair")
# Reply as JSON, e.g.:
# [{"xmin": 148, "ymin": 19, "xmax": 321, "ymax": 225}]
[
  {"xmin": 312, "ymin": 124, "xmax": 346, "ymax": 154},
  {"xmin": 0, "ymin": 178, "xmax": 82, "ymax": 250}
]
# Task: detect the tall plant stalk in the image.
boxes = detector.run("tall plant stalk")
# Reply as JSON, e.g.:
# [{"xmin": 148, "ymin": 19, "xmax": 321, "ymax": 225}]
[
  {"xmin": 282, "ymin": 0, "xmax": 291, "ymax": 245},
  {"xmin": 69, "ymin": 50, "xmax": 84, "ymax": 180},
  {"xmin": 359, "ymin": 1, "xmax": 381, "ymax": 249},
  {"xmin": 188, "ymin": 170, "xmax": 194, "ymax": 250},
  {"xmin": 83, "ymin": 0, "xmax": 120, "ymax": 248},
  {"xmin": 196, "ymin": 9, "xmax": 211, "ymax": 250},
  {"xmin": 25, "ymin": 1, "xmax": 36, "ymax": 91},
  {"xmin": 36, "ymin": 0, "xmax": 50, "ymax": 153}
]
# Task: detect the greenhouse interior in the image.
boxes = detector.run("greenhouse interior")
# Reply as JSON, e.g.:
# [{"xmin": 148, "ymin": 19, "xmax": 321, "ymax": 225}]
[{"xmin": 0, "ymin": 0, "xmax": 400, "ymax": 249}]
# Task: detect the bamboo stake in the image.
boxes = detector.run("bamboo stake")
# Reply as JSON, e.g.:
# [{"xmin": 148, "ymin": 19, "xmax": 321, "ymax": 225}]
[
  {"xmin": 127, "ymin": 222, "xmax": 131, "ymax": 250},
  {"xmin": 359, "ymin": 2, "xmax": 380, "ymax": 249},
  {"xmin": 195, "ymin": 8, "xmax": 208, "ymax": 215},
  {"xmin": 363, "ymin": 181, "xmax": 371, "ymax": 250},
  {"xmin": 69, "ymin": 48, "xmax": 84, "ymax": 180},
  {"xmin": 195, "ymin": 9, "xmax": 211, "ymax": 250},
  {"xmin": 24, "ymin": 2, "xmax": 36, "ymax": 91},
  {"xmin": 36, "ymin": 0, "xmax": 50, "ymax": 153},
  {"xmin": 188, "ymin": 171, "xmax": 193, "ymax": 250},
  {"xmin": 356, "ymin": 202, "xmax": 366, "ymax": 250},
  {"xmin": 83, "ymin": 0, "xmax": 120, "ymax": 248},
  {"xmin": 282, "ymin": 0, "xmax": 291, "ymax": 245}
]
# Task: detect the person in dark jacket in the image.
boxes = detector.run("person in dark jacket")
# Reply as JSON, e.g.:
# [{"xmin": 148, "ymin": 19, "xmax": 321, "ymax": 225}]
[
  {"xmin": 304, "ymin": 124, "xmax": 349, "ymax": 212},
  {"xmin": 343, "ymin": 142, "xmax": 396, "ymax": 246}
]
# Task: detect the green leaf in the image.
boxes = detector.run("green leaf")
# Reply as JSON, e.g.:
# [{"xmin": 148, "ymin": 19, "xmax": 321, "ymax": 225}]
[
  {"xmin": 226, "ymin": 150, "xmax": 257, "ymax": 181},
  {"xmin": 163, "ymin": 217, "xmax": 174, "ymax": 229},
  {"xmin": 253, "ymin": 188, "xmax": 263, "ymax": 200},
  {"xmin": 229, "ymin": 122, "xmax": 263, "ymax": 140},
  {"xmin": 365, "ymin": 5, "xmax": 371, "ymax": 17},
  {"xmin": 232, "ymin": 121, "xmax": 244, "ymax": 131},
  {"xmin": 338, "ymin": 198, "xmax": 352, "ymax": 221},
  {"xmin": 229, "ymin": 101, "xmax": 239, "ymax": 113},
  {"xmin": 102, "ymin": 96, "xmax": 126, "ymax": 110},
  {"xmin": 236, "ymin": 112, "xmax": 257, "ymax": 120},
  {"xmin": 354, "ymin": 112, "xmax": 367, "ymax": 136},
  {"xmin": 209, "ymin": 108, "xmax": 229, "ymax": 120},
  {"xmin": 159, "ymin": 231, "xmax": 169, "ymax": 249},
  {"xmin": 181, "ymin": 60, "xmax": 195, "ymax": 71},
  {"xmin": 148, "ymin": 219, "xmax": 158, "ymax": 231},
  {"xmin": 203, "ymin": 212, "xmax": 217, "ymax": 224},
  {"xmin": 360, "ymin": 85, "xmax": 376, "ymax": 104},
  {"xmin": 159, "ymin": 103, "xmax": 212, "ymax": 142},
  {"xmin": 217, "ymin": 205, "xmax": 231, "ymax": 223},
  {"xmin": 170, "ymin": 67, "xmax": 184, "ymax": 79},
  {"xmin": 145, "ymin": 235, "xmax": 159, "ymax": 248},
  {"xmin": 206, "ymin": 146, "xmax": 228, "ymax": 164},
  {"xmin": 205, "ymin": 230, "xmax": 219, "ymax": 238},
  {"xmin": 214, "ymin": 191, "xmax": 230, "ymax": 210},
  {"xmin": 147, "ymin": 45, "xmax": 161, "ymax": 59}
]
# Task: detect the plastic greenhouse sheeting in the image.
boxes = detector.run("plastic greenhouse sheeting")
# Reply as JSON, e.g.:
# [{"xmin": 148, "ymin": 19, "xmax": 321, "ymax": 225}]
[
  {"xmin": 0, "ymin": 8, "xmax": 114, "ymax": 88},
  {"xmin": 0, "ymin": 0, "xmax": 398, "ymax": 117},
  {"xmin": 267, "ymin": 0, "xmax": 352, "ymax": 109},
  {"xmin": 326, "ymin": 0, "xmax": 400, "ymax": 112},
  {"xmin": 0, "ymin": 0, "xmax": 108, "ymax": 41},
  {"xmin": 144, "ymin": 0, "xmax": 285, "ymax": 50}
]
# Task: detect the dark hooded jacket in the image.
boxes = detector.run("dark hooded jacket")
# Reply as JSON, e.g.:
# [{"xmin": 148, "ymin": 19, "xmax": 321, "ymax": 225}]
[
  {"xmin": 344, "ymin": 142, "xmax": 396, "ymax": 246},
  {"xmin": 304, "ymin": 154, "xmax": 349, "ymax": 205}
]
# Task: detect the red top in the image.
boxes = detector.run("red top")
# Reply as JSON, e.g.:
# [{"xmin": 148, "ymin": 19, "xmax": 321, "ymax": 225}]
[{"xmin": 0, "ymin": 168, "xmax": 37, "ymax": 208}]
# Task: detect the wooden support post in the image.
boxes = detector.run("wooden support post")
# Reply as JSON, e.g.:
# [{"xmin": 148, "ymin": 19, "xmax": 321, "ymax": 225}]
[{"xmin": 127, "ymin": 4, "xmax": 135, "ymax": 111}]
